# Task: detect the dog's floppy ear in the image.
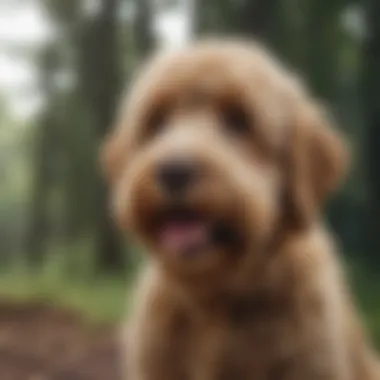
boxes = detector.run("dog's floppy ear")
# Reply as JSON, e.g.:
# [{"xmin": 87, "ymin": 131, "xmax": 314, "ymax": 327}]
[
  {"xmin": 100, "ymin": 94, "xmax": 132, "ymax": 185},
  {"xmin": 285, "ymin": 97, "xmax": 349, "ymax": 227}
]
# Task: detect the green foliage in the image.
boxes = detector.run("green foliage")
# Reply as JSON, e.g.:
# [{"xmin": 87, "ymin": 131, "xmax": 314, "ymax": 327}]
[
  {"xmin": 0, "ymin": 253, "xmax": 137, "ymax": 325},
  {"xmin": 348, "ymin": 261, "xmax": 380, "ymax": 349}
]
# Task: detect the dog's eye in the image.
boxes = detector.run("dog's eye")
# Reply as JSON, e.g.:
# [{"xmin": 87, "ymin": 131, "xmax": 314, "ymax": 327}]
[
  {"xmin": 220, "ymin": 105, "xmax": 250, "ymax": 135},
  {"xmin": 145, "ymin": 107, "xmax": 167, "ymax": 138}
]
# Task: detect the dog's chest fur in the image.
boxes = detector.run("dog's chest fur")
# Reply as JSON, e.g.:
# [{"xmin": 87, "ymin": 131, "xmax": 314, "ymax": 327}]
[{"xmin": 178, "ymin": 294, "xmax": 307, "ymax": 380}]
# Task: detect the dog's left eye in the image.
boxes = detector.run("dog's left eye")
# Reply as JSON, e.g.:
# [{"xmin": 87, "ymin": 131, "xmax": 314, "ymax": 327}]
[{"xmin": 220, "ymin": 104, "xmax": 251, "ymax": 135}]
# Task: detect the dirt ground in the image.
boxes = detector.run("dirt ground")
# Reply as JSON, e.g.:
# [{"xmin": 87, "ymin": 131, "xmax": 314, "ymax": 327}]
[{"xmin": 0, "ymin": 301, "xmax": 122, "ymax": 380}]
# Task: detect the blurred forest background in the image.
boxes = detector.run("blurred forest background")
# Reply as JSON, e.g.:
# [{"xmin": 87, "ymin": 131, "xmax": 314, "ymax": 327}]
[{"xmin": 0, "ymin": 0, "xmax": 379, "ymax": 377}]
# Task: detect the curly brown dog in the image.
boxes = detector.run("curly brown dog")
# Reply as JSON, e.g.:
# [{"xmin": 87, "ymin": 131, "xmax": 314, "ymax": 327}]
[{"xmin": 102, "ymin": 39, "xmax": 380, "ymax": 380}]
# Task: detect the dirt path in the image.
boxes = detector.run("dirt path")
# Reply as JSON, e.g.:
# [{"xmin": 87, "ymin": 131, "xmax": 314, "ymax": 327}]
[{"xmin": 0, "ymin": 301, "xmax": 122, "ymax": 380}]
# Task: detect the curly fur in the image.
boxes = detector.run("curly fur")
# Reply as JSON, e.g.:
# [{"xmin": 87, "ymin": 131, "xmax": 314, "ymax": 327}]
[{"xmin": 102, "ymin": 39, "xmax": 379, "ymax": 380}]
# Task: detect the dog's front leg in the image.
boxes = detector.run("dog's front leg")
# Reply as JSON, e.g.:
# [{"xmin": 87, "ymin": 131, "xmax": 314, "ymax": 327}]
[
  {"xmin": 277, "ymin": 344, "xmax": 350, "ymax": 380},
  {"xmin": 123, "ymin": 268, "xmax": 189, "ymax": 380}
]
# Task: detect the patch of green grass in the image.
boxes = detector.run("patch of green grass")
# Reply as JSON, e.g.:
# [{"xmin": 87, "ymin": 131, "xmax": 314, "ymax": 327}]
[
  {"xmin": 0, "ymin": 263, "xmax": 134, "ymax": 325},
  {"xmin": 0, "ymin": 251, "xmax": 379, "ymax": 350}
]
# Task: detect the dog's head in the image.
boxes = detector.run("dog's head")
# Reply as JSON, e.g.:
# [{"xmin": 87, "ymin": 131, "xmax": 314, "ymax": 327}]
[{"xmin": 102, "ymin": 40, "xmax": 348, "ymax": 280}]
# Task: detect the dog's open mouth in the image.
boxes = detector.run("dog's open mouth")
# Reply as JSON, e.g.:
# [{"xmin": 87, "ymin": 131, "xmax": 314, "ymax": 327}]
[{"xmin": 152, "ymin": 207, "xmax": 241, "ymax": 258}]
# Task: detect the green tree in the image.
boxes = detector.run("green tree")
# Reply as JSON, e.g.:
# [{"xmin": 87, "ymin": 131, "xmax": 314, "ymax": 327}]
[
  {"xmin": 363, "ymin": 0, "xmax": 380, "ymax": 268},
  {"xmin": 302, "ymin": 0, "xmax": 346, "ymax": 101},
  {"xmin": 78, "ymin": 0, "xmax": 125, "ymax": 272},
  {"xmin": 27, "ymin": 44, "xmax": 61, "ymax": 266},
  {"xmin": 134, "ymin": 0, "xmax": 155, "ymax": 59}
]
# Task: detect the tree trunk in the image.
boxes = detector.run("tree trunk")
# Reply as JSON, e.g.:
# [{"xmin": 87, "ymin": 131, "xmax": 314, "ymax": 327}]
[
  {"xmin": 134, "ymin": 0, "xmax": 154, "ymax": 59},
  {"xmin": 79, "ymin": 0, "xmax": 125, "ymax": 272},
  {"xmin": 363, "ymin": 0, "xmax": 380, "ymax": 268},
  {"xmin": 303, "ymin": 0, "xmax": 343, "ymax": 101},
  {"xmin": 233, "ymin": 0, "xmax": 282, "ymax": 44},
  {"xmin": 27, "ymin": 46, "xmax": 59, "ymax": 267},
  {"xmin": 94, "ymin": 0, "xmax": 125, "ymax": 272},
  {"xmin": 27, "ymin": 115, "xmax": 51, "ymax": 266}
]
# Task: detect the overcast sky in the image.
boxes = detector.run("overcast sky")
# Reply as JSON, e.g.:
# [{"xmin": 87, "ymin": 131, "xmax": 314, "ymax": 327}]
[{"xmin": 0, "ymin": 0, "xmax": 190, "ymax": 119}]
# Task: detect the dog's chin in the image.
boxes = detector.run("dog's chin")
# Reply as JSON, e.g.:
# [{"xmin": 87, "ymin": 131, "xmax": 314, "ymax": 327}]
[{"xmin": 141, "ymin": 206, "xmax": 244, "ymax": 262}]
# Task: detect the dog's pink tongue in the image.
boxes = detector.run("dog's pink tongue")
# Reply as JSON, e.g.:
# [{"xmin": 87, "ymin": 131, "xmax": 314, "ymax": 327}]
[{"xmin": 160, "ymin": 222, "xmax": 207, "ymax": 254}]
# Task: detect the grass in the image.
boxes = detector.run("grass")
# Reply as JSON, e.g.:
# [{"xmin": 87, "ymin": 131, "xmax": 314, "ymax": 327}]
[
  {"xmin": 0, "ymin": 239, "xmax": 144, "ymax": 326},
  {"xmin": 0, "ymin": 263, "xmax": 133, "ymax": 326},
  {"xmin": 0, "ymin": 252, "xmax": 379, "ymax": 347}
]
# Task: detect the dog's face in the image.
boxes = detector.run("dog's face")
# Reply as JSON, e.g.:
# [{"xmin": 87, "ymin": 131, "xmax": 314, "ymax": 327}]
[{"xmin": 103, "ymin": 41, "xmax": 348, "ymax": 280}]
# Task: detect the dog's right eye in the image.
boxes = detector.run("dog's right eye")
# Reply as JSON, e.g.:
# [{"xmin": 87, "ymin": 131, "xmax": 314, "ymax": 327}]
[
  {"xmin": 220, "ymin": 104, "xmax": 251, "ymax": 136},
  {"xmin": 145, "ymin": 107, "xmax": 167, "ymax": 139}
]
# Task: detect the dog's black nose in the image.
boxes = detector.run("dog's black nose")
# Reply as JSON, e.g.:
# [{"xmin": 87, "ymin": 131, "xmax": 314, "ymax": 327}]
[{"xmin": 157, "ymin": 159, "xmax": 198, "ymax": 195}]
